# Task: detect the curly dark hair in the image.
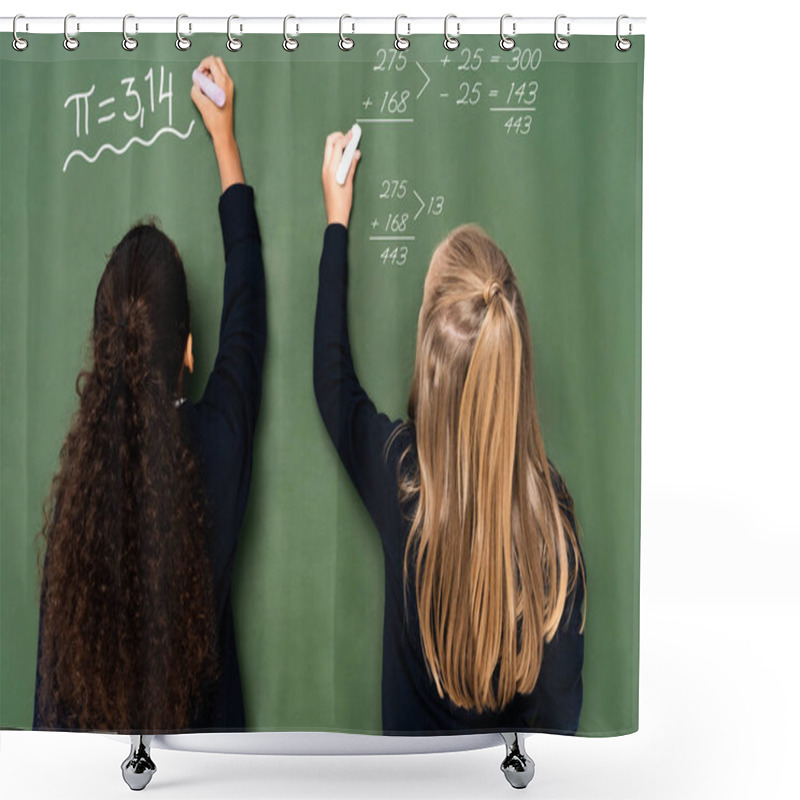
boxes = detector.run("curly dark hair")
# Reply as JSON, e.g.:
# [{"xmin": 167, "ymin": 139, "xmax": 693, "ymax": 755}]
[{"xmin": 35, "ymin": 222, "xmax": 220, "ymax": 733}]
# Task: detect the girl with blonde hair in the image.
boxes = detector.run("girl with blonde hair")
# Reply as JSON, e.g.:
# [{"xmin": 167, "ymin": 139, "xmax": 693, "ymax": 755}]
[{"xmin": 314, "ymin": 130, "xmax": 586, "ymax": 733}]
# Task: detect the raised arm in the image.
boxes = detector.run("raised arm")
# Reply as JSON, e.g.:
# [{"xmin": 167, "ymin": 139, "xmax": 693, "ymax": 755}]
[
  {"xmin": 189, "ymin": 58, "xmax": 266, "ymax": 586},
  {"xmin": 191, "ymin": 55, "xmax": 244, "ymax": 193},
  {"xmin": 313, "ymin": 131, "xmax": 404, "ymax": 536},
  {"xmin": 190, "ymin": 55, "xmax": 266, "ymax": 442},
  {"xmin": 200, "ymin": 183, "xmax": 266, "ymax": 440}
]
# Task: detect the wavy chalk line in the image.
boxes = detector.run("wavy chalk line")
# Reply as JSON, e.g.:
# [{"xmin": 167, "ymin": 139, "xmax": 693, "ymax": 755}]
[{"xmin": 62, "ymin": 121, "xmax": 195, "ymax": 173}]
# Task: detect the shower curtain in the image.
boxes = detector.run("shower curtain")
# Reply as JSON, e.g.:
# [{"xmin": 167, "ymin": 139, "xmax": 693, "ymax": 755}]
[{"xmin": 0, "ymin": 30, "xmax": 644, "ymax": 737}]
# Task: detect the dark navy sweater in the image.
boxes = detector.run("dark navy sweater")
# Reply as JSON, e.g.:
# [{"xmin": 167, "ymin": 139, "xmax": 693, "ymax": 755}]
[
  {"xmin": 313, "ymin": 223, "xmax": 585, "ymax": 735},
  {"xmin": 33, "ymin": 182, "xmax": 266, "ymax": 732}
]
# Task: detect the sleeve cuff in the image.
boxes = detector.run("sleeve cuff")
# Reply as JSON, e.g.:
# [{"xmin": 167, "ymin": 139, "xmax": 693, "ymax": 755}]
[
  {"xmin": 218, "ymin": 183, "xmax": 261, "ymax": 256},
  {"xmin": 324, "ymin": 222, "xmax": 349, "ymax": 250}
]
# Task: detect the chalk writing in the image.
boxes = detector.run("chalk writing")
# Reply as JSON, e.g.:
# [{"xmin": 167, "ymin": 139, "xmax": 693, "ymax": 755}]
[
  {"xmin": 62, "ymin": 66, "xmax": 193, "ymax": 173},
  {"xmin": 360, "ymin": 46, "xmax": 543, "ymax": 136},
  {"xmin": 370, "ymin": 177, "xmax": 446, "ymax": 267}
]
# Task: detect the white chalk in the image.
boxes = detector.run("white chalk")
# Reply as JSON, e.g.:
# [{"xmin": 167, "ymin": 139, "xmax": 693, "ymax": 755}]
[
  {"xmin": 192, "ymin": 69, "xmax": 226, "ymax": 108},
  {"xmin": 336, "ymin": 124, "xmax": 362, "ymax": 186}
]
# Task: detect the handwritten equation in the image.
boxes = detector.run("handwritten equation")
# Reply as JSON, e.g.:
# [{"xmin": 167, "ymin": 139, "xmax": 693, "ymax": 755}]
[
  {"xmin": 62, "ymin": 66, "xmax": 194, "ymax": 173},
  {"xmin": 358, "ymin": 45, "xmax": 543, "ymax": 136},
  {"xmin": 359, "ymin": 44, "xmax": 543, "ymax": 266},
  {"xmin": 368, "ymin": 177, "xmax": 445, "ymax": 267}
]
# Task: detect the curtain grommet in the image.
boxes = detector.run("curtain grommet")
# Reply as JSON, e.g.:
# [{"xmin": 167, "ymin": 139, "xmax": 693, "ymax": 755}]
[
  {"xmin": 226, "ymin": 15, "xmax": 243, "ymax": 52},
  {"xmin": 283, "ymin": 15, "xmax": 299, "ymax": 52},
  {"xmin": 176, "ymin": 14, "xmax": 191, "ymax": 51},
  {"xmin": 499, "ymin": 14, "xmax": 515, "ymax": 51},
  {"xmin": 394, "ymin": 15, "xmax": 410, "ymax": 51},
  {"xmin": 339, "ymin": 14, "xmax": 355, "ymax": 51},
  {"xmin": 615, "ymin": 15, "xmax": 632, "ymax": 51},
  {"xmin": 554, "ymin": 14, "xmax": 570, "ymax": 51},
  {"xmin": 444, "ymin": 14, "xmax": 460, "ymax": 51},
  {"xmin": 121, "ymin": 14, "xmax": 138, "ymax": 51},
  {"xmin": 63, "ymin": 13, "xmax": 79, "ymax": 51},
  {"xmin": 12, "ymin": 14, "xmax": 29, "ymax": 51}
]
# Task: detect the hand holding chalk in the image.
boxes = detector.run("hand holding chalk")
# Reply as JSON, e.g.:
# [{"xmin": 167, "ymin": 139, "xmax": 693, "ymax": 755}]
[
  {"xmin": 336, "ymin": 123, "xmax": 362, "ymax": 186},
  {"xmin": 192, "ymin": 69, "xmax": 226, "ymax": 108},
  {"xmin": 322, "ymin": 126, "xmax": 362, "ymax": 229},
  {"xmin": 190, "ymin": 56, "xmax": 244, "ymax": 192},
  {"xmin": 190, "ymin": 56, "xmax": 235, "ymax": 146}
]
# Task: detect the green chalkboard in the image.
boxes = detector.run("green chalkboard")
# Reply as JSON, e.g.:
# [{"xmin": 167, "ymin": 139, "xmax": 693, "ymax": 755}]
[{"xmin": 0, "ymin": 33, "xmax": 643, "ymax": 735}]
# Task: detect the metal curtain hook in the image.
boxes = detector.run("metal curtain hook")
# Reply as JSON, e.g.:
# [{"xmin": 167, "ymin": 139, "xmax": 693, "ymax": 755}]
[
  {"xmin": 339, "ymin": 14, "xmax": 354, "ymax": 50},
  {"xmin": 499, "ymin": 14, "xmax": 515, "ymax": 51},
  {"xmin": 12, "ymin": 14, "xmax": 29, "ymax": 51},
  {"xmin": 394, "ymin": 14, "xmax": 410, "ymax": 51},
  {"xmin": 227, "ymin": 15, "xmax": 242, "ymax": 51},
  {"xmin": 616, "ymin": 14, "xmax": 632, "ymax": 51},
  {"xmin": 122, "ymin": 14, "xmax": 138, "ymax": 51},
  {"xmin": 176, "ymin": 14, "xmax": 191, "ymax": 50},
  {"xmin": 444, "ymin": 14, "xmax": 459, "ymax": 51},
  {"xmin": 283, "ymin": 15, "xmax": 299, "ymax": 51},
  {"xmin": 63, "ymin": 13, "xmax": 79, "ymax": 50},
  {"xmin": 554, "ymin": 14, "xmax": 570, "ymax": 51}
]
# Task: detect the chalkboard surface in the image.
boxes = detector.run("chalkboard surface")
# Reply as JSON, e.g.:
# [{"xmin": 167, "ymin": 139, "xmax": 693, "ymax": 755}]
[{"xmin": 0, "ymin": 33, "xmax": 643, "ymax": 735}]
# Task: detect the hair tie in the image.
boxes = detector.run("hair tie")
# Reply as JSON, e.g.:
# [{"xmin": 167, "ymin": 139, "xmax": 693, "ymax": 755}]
[
  {"xmin": 483, "ymin": 281, "xmax": 503, "ymax": 306},
  {"xmin": 116, "ymin": 317, "xmax": 128, "ymax": 330}
]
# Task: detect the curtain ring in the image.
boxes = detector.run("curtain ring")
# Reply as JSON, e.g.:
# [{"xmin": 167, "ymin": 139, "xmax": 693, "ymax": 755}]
[
  {"xmin": 499, "ymin": 14, "xmax": 515, "ymax": 51},
  {"xmin": 12, "ymin": 14, "xmax": 29, "ymax": 52},
  {"xmin": 63, "ymin": 13, "xmax": 79, "ymax": 51},
  {"xmin": 616, "ymin": 14, "xmax": 632, "ymax": 51},
  {"xmin": 394, "ymin": 15, "xmax": 410, "ymax": 51},
  {"xmin": 176, "ymin": 14, "xmax": 191, "ymax": 50},
  {"xmin": 443, "ymin": 14, "xmax": 459, "ymax": 51},
  {"xmin": 226, "ymin": 15, "xmax": 242, "ymax": 52},
  {"xmin": 554, "ymin": 14, "xmax": 570, "ymax": 51},
  {"xmin": 339, "ymin": 14, "xmax": 355, "ymax": 50},
  {"xmin": 283, "ymin": 15, "xmax": 299, "ymax": 51},
  {"xmin": 122, "ymin": 14, "xmax": 138, "ymax": 51}
]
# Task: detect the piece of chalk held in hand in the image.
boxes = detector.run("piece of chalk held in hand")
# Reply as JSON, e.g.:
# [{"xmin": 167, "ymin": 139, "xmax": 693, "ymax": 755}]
[
  {"xmin": 336, "ymin": 124, "xmax": 362, "ymax": 185},
  {"xmin": 192, "ymin": 69, "xmax": 226, "ymax": 108}
]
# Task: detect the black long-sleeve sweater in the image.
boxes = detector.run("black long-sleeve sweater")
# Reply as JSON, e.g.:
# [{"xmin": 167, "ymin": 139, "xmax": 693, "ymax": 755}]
[
  {"xmin": 313, "ymin": 223, "xmax": 585, "ymax": 735},
  {"xmin": 33, "ymin": 182, "xmax": 266, "ymax": 732}
]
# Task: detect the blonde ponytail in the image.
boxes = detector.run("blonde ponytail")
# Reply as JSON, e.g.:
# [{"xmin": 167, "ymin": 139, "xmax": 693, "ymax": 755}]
[{"xmin": 396, "ymin": 224, "xmax": 585, "ymax": 714}]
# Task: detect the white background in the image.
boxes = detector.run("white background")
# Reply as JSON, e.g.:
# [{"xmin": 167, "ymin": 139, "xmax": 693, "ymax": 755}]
[{"xmin": 2, "ymin": 1, "xmax": 799, "ymax": 798}]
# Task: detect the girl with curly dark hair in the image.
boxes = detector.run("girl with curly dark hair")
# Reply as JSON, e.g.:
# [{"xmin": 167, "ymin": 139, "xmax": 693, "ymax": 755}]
[{"xmin": 33, "ymin": 55, "xmax": 266, "ymax": 734}]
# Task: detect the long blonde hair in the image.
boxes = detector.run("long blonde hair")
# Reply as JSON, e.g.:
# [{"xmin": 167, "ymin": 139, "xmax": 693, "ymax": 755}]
[{"xmin": 391, "ymin": 224, "xmax": 585, "ymax": 714}]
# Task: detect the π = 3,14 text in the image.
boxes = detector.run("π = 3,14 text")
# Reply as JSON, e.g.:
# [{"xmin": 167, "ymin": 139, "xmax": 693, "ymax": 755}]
[{"xmin": 61, "ymin": 66, "xmax": 195, "ymax": 173}]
